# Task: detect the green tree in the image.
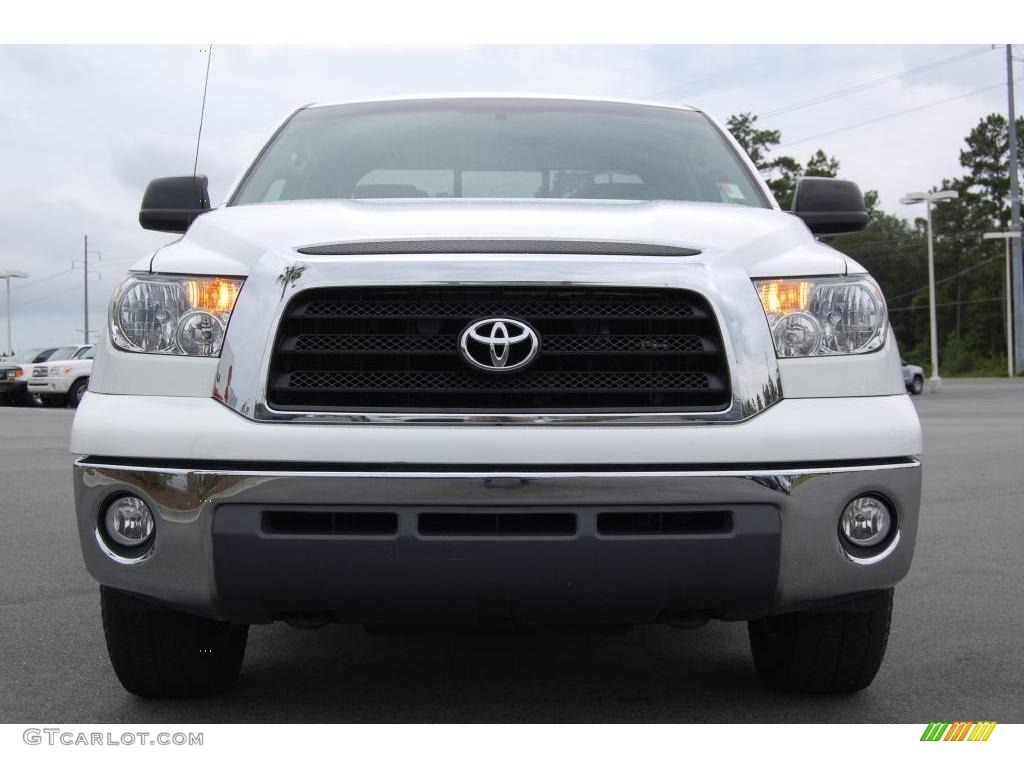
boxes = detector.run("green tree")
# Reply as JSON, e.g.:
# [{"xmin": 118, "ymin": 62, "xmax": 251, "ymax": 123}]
[
  {"xmin": 925, "ymin": 113, "xmax": 1024, "ymax": 373},
  {"xmin": 957, "ymin": 113, "xmax": 1024, "ymax": 228},
  {"xmin": 725, "ymin": 112, "xmax": 779, "ymax": 167},
  {"xmin": 727, "ymin": 113, "xmax": 839, "ymax": 208},
  {"xmin": 804, "ymin": 149, "xmax": 840, "ymax": 179}
]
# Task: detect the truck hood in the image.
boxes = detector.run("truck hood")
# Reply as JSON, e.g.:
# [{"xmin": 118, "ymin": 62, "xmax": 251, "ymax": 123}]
[{"xmin": 146, "ymin": 198, "xmax": 849, "ymax": 277}]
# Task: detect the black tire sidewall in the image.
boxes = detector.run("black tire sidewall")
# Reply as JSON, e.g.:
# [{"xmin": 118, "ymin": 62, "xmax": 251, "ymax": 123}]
[
  {"xmin": 100, "ymin": 586, "xmax": 248, "ymax": 697},
  {"xmin": 748, "ymin": 589, "xmax": 894, "ymax": 694},
  {"xmin": 70, "ymin": 379, "xmax": 88, "ymax": 407}
]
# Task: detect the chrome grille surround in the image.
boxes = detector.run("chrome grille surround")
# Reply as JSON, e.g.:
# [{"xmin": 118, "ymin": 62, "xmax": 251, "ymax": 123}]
[{"xmin": 213, "ymin": 245, "xmax": 784, "ymax": 425}]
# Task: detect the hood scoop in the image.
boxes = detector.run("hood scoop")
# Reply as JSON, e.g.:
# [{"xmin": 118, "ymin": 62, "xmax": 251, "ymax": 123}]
[{"xmin": 296, "ymin": 238, "xmax": 701, "ymax": 257}]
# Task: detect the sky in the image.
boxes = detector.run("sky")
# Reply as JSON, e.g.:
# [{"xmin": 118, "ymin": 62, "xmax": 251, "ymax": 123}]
[{"xmin": 0, "ymin": 43, "xmax": 1017, "ymax": 351}]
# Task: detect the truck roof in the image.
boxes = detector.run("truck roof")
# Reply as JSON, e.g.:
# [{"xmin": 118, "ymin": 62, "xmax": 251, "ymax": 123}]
[{"xmin": 305, "ymin": 93, "xmax": 700, "ymax": 113}]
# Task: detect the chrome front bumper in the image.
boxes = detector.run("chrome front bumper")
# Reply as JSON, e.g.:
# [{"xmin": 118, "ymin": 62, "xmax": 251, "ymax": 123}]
[{"xmin": 74, "ymin": 458, "xmax": 921, "ymax": 624}]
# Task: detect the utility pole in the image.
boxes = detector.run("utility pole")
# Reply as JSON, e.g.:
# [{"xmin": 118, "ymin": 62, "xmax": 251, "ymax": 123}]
[
  {"xmin": 0, "ymin": 270, "xmax": 29, "ymax": 356},
  {"xmin": 74, "ymin": 236, "xmax": 101, "ymax": 345},
  {"xmin": 1007, "ymin": 45, "xmax": 1023, "ymax": 374},
  {"xmin": 983, "ymin": 231, "xmax": 1021, "ymax": 378}
]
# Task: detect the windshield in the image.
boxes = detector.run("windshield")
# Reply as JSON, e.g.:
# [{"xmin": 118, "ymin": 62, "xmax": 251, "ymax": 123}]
[
  {"xmin": 47, "ymin": 346, "xmax": 80, "ymax": 361},
  {"xmin": 232, "ymin": 99, "xmax": 767, "ymax": 207},
  {"xmin": 8, "ymin": 348, "xmax": 43, "ymax": 363}
]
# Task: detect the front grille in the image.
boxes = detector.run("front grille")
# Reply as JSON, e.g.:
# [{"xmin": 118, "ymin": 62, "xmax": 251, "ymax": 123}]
[{"xmin": 268, "ymin": 287, "xmax": 731, "ymax": 412}]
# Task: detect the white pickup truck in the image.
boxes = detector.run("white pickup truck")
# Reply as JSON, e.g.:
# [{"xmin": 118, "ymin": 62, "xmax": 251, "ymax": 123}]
[
  {"xmin": 72, "ymin": 95, "xmax": 921, "ymax": 698},
  {"xmin": 28, "ymin": 344, "xmax": 94, "ymax": 406}
]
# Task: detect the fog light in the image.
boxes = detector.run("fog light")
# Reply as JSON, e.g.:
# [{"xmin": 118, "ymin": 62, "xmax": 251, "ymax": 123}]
[
  {"xmin": 840, "ymin": 495, "xmax": 892, "ymax": 547},
  {"xmin": 104, "ymin": 496, "xmax": 155, "ymax": 548}
]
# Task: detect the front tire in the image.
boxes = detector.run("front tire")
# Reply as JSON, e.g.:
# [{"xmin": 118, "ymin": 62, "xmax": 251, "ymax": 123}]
[
  {"xmin": 748, "ymin": 589, "xmax": 893, "ymax": 694},
  {"xmin": 910, "ymin": 376, "xmax": 924, "ymax": 395},
  {"xmin": 67, "ymin": 378, "xmax": 89, "ymax": 407},
  {"xmin": 101, "ymin": 586, "xmax": 248, "ymax": 697}
]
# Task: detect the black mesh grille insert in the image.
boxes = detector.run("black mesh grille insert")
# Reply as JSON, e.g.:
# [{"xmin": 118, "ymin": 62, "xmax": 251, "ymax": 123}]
[{"xmin": 268, "ymin": 287, "xmax": 731, "ymax": 412}]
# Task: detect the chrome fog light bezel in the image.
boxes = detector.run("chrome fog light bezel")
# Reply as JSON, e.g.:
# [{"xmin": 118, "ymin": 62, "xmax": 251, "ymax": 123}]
[
  {"xmin": 838, "ymin": 493, "xmax": 899, "ymax": 563},
  {"xmin": 97, "ymin": 494, "xmax": 156, "ymax": 562}
]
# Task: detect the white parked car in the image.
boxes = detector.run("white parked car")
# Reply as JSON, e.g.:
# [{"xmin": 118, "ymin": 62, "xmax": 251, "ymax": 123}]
[
  {"xmin": 72, "ymin": 95, "xmax": 921, "ymax": 698},
  {"xmin": 0, "ymin": 346, "xmax": 60, "ymax": 405},
  {"xmin": 28, "ymin": 345, "xmax": 94, "ymax": 407}
]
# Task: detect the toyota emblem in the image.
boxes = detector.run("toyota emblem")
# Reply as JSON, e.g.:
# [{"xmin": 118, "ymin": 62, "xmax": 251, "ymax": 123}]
[{"xmin": 458, "ymin": 318, "xmax": 540, "ymax": 372}]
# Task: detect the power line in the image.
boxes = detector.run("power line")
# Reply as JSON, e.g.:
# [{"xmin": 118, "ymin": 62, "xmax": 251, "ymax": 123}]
[
  {"xmin": 780, "ymin": 80, "xmax": 1013, "ymax": 148},
  {"xmin": 761, "ymin": 46, "xmax": 993, "ymax": 119},
  {"xmin": 836, "ymin": 227, "xmax": 994, "ymax": 254},
  {"xmin": 889, "ymin": 296, "xmax": 1003, "ymax": 313},
  {"xmin": 12, "ymin": 268, "xmax": 75, "ymax": 290},
  {"xmin": 12, "ymin": 283, "xmax": 81, "ymax": 308},
  {"xmin": 886, "ymin": 253, "xmax": 1004, "ymax": 301},
  {"xmin": 651, "ymin": 45, "xmax": 813, "ymax": 99}
]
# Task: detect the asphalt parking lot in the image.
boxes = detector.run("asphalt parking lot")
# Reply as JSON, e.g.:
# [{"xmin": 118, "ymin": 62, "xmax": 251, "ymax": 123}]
[{"xmin": 1, "ymin": 380, "xmax": 1022, "ymax": 723}]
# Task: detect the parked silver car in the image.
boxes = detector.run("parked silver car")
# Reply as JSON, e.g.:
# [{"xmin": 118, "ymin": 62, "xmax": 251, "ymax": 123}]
[{"xmin": 902, "ymin": 360, "xmax": 924, "ymax": 395}]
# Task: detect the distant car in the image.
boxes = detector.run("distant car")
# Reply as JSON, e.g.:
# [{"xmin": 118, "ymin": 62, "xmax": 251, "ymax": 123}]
[
  {"xmin": 28, "ymin": 345, "xmax": 95, "ymax": 407},
  {"xmin": 902, "ymin": 360, "xmax": 924, "ymax": 395},
  {"xmin": 0, "ymin": 347, "xmax": 59, "ymax": 406}
]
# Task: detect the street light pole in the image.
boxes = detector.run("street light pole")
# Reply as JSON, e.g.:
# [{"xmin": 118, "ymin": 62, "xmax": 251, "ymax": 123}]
[
  {"xmin": 901, "ymin": 189, "xmax": 959, "ymax": 393},
  {"xmin": 924, "ymin": 200, "xmax": 939, "ymax": 389},
  {"xmin": 0, "ymin": 270, "xmax": 29, "ymax": 357},
  {"xmin": 1007, "ymin": 45, "xmax": 1023, "ymax": 373},
  {"xmin": 983, "ymin": 231, "xmax": 1022, "ymax": 378}
]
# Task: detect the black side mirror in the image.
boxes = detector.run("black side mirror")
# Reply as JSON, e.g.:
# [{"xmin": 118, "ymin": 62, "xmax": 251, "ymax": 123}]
[
  {"xmin": 139, "ymin": 176, "xmax": 211, "ymax": 233},
  {"xmin": 791, "ymin": 177, "xmax": 868, "ymax": 236}
]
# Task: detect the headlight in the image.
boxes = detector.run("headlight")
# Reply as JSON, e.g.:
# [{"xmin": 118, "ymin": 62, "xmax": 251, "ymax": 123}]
[
  {"xmin": 754, "ymin": 276, "xmax": 887, "ymax": 358},
  {"xmin": 110, "ymin": 274, "xmax": 243, "ymax": 356}
]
